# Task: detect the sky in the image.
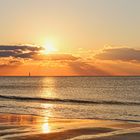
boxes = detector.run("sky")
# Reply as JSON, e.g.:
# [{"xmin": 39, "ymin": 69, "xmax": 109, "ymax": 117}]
[{"xmin": 0, "ymin": 0, "xmax": 140, "ymax": 76}]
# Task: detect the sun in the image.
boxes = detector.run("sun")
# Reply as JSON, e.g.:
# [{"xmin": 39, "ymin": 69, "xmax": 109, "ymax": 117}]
[{"xmin": 43, "ymin": 42, "xmax": 57, "ymax": 54}]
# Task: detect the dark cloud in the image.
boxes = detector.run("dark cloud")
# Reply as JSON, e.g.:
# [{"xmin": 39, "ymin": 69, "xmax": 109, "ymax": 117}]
[
  {"xmin": 0, "ymin": 45, "xmax": 42, "ymax": 58},
  {"xmin": 16, "ymin": 52, "xmax": 38, "ymax": 58},
  {"xmin": 95, "ymin": 48, "xmax": 140, "ymax": 61},
  {"xmin": 0, "ymin": 45, "xmax": 79, "ymax": 62},
  {"xmin": 0, "ymin": 45, "xmax": 41, "ymax": 51},
  {"xmin": 0, "ymin": 45, "xmax": 80, "ymax": 68}
]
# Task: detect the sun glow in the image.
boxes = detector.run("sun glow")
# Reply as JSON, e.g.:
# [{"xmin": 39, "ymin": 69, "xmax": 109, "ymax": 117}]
[
  {"xmin": 43, "ymin": 42, "xmax": 57, "ymax": 54},
  {"xmin": 42, "ymin": 122, "xmax": 50, "ymax": 133}
]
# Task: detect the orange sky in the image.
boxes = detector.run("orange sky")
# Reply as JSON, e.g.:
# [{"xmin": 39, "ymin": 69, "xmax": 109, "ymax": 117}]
[
  {"xmin": 0, "ymin": 45, "xmax": 140, "ymax": 76},
  {"xmin": 0, "ymin": 0, "xmax": 140, "ymax": 76}
]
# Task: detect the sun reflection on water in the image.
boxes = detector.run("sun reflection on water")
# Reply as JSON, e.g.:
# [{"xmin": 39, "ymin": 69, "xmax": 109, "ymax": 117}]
[
  {"xmin": 39, "ymin": 104, "xmax": 54, "ymax": 133},
  {"xmin": 38, "ymin": 77, "xmax": 58, "ymax": 133},
  {"xmin": 40, "ymin": 77, "xmax": 56, "ymax": 98},
  {"xmin": 42, "ymin": 121, "xmax": 50, "ymax": 133}
]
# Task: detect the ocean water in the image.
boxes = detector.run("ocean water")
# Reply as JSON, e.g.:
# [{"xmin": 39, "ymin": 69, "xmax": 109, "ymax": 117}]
[{"xmin": 0, "ymin": 76, "xmax": 140, "ymax": 122}]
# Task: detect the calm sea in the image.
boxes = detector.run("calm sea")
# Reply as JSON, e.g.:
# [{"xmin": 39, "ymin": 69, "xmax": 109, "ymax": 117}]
[{"xmin": 0, "ymin": 77, "xmax": 140, "ymax": 122}]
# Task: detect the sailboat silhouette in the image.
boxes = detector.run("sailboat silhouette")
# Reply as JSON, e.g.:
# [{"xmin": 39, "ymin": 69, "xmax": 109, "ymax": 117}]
[{"xmin": 29, "ymin": 72, "xmax": 31, "ymax": 77}]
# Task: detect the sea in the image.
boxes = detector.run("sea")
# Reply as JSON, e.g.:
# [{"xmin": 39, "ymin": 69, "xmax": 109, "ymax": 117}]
[{"xmin": 0, "ymin": 76, "xmax": 140, "ymax": 122}]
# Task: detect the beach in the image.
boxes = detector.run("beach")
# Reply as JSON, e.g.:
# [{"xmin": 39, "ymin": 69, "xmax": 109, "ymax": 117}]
[
  {"xmin": 0, "ymin": 113, "xmax": 140, "ymax": 140},
  {"xmin": 0, "ymin": 77, "xmax": 140, "ymax": 139},
  {"xmin": 0, "ymin": 0, "xmax": 140, "ymax": 139}
]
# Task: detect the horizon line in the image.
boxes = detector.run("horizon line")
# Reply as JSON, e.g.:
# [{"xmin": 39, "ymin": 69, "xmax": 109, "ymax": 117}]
[{"xmin": 0, "ymin": 75, "xmax": 140, "ymax": 77}]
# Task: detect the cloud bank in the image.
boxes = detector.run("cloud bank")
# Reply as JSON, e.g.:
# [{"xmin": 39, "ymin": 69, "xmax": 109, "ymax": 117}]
[
  {"xmin": 38, "ymin": 54, "xmax": 79, "ymax": 61},
  {"xmin": 0, "ymin": 45, "xmax": 140, "ymax": 76},
  {"xmin": 95, "ymin": 47, "xmax": 140, "ymax": 62},
  {"xmin": 0, "ymin": 45, "xmax": 42, "ymax": 59}
]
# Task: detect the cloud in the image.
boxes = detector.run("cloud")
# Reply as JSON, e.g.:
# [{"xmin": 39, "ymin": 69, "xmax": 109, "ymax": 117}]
[
  {"xmin": 0, "ymin": 45, "xmax": 42, "ymax": 59},
  {"xmin": 0, "ymin": 57, "xmax": 22, "ymax": 67},
  {"xmin": 0, "ymin": 45, "xmax": 79, "ymax": 62},
  {"xmin": 37, "ymin": 54, "xmax": 80, "ymax": 61},
  {"xmin": 95, "ymin": 47, "xmax": 140, "ymax": 62},
  {"xmin": 0, "ymin": 45, "xmax": 80, "ymax": 68},
  {"xmin": 68, "ymin": 61, "xmax": 110, "ymax": 76},
  {"xmin": 0, "ymin": 45, "xmax": 41, "ymax": 51}
]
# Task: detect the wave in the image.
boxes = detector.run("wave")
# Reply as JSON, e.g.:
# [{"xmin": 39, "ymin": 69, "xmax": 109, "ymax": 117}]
[{"xmin": 0, "ymin": 95, "xmax": 140, "ymax": 106}]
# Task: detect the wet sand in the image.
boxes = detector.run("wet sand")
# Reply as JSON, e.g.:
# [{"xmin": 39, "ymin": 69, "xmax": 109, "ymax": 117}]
[{"xmin": 0, "ymin": 113, "xmax": 140, "ymax": 140}]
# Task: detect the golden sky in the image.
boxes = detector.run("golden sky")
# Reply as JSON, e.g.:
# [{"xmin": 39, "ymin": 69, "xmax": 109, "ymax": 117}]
[{"xmin": 0, "ymin": 0, "xmax": 140, "ymax": 76}]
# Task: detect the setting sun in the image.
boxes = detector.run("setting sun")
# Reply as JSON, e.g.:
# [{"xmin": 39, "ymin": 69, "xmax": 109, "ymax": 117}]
[
  {"xmin": 0, "ymin": 1, "xmax": 140, "ymax": 140},
  {"xmin": 43, "ymin": 42, "xmax": 57, "ymax": 54}
]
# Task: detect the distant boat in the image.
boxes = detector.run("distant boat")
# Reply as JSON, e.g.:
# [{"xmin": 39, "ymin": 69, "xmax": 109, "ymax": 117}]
[{"xmin": 29, "ymin": 72, "xmax": 31, "ymax": 77}]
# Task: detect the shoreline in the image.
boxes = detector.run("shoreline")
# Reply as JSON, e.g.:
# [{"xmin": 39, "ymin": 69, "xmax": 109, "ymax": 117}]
[{"xmin": 0, "ymin": 113, "xmax": 140, "ymax": 140}]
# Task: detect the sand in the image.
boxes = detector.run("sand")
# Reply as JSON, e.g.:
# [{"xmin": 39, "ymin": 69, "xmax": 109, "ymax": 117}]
[{"xmin": 0, "ymin": 113, "xmax": 140, "ymax": 140}]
